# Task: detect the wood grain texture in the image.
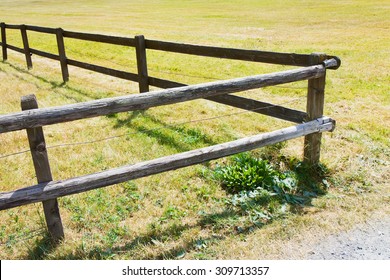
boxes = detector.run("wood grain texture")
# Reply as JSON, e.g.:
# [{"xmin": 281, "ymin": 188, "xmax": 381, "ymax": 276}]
[
  {"xmin": 0, "ymin": 117, "xmax": 335, "ymax": 210},
  {"xmin": 21, "ymin": 95, "xmax": 64, "ymax": 242},
  {"xmin": 304, "ymin": 53, "xmax": 327, "ymax": 164},
  {"xmin": 0, "ymin": 64, "xmax": 326, "ymax": 133}
]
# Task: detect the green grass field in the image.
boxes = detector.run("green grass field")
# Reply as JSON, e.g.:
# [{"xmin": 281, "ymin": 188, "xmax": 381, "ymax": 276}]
[{"xmin": 0, "ymin": 0, "xmax": 389, "ymax": 259}]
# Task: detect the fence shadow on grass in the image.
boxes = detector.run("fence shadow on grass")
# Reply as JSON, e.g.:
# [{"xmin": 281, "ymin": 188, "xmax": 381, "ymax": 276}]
[
  {"xmin": 26, "ymin": 231, "xmax": 61, "ymax": 260},
  {"xmin": 48, "ymin": 206, "xmax": 268, "ymax": 260},
  {"xmin": 4, "ymin": 61, "xmax": 65, "ymax": 88},
  {"xmin": 110, "ymin": 110, "xmax": 218, "ymax": 153},
  {"xmin": 3, "ymin": 62, "xmax": 121, "ymax": 103}
]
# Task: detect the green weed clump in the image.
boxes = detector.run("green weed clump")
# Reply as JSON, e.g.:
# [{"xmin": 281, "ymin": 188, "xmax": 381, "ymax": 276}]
[{"xmin": 213, "ymin": 153, "xmax": 330, "ymax": 227}]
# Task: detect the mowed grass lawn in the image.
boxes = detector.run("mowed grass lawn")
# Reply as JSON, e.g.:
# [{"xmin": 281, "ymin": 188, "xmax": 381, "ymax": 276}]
[{"xmin": 0, "ymin": 0, "xmax": 389, "ymax": 259}]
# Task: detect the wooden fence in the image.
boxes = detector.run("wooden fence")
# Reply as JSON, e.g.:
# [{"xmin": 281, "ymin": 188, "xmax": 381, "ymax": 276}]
[{"xmin": 0, "ymin": 23, "xmax": 340, "ymax": 241}]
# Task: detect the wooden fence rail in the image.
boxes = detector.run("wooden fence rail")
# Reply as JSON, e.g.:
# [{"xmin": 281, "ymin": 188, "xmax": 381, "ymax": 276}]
[
  {"xmin": 0, "ymin": 61, "xmax": 334, "ymax": 133},
  {"xmin": 0, "ymin": 116, "xmax": 335, "ymax": 211},
  {"xmin": 0, "ymin": 22, "xmax": 340, "ymax": 85},
  {"xmin": 63, "ymin": 30, "xmax": 136, "ymax": 46},
  {"xmin": 0, "ymin": 22, "xmax": 340, "ymax": 134},
  {"xmin": 0, "ymin": 22, "xmax": 340, "ymax": 241}
]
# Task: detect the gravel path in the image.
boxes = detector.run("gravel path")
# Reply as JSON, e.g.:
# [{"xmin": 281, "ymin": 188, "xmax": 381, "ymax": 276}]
[{"xmin": 307, "ymin": 216, "xmax": 390, "ymax": 260}]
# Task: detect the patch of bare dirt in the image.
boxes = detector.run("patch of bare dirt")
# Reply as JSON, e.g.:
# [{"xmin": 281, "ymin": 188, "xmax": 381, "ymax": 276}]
[{"xmin": 307, "ymin": 216, "xmax": 390, "ymax": 260}]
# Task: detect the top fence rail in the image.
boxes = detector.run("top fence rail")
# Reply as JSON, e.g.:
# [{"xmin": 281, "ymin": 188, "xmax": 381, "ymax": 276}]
[{"xmin": 0, "ymin": 61, "xmax": 337, "ymax": 134}]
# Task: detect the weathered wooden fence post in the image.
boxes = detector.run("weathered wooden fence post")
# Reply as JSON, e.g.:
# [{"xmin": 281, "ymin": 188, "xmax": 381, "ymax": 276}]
[
  {"xmin": 56, "ymin": 28, "xmax": 69, "ymax": 83},
  {"xmin": 135, "ymin": 35, "xmax": 149, "ymax": 93},
  {"xmin": 20, "ymin": 25, "xmax": 33, "ymax": 69},
  {"xmin": 21, "ymin": 94, "xmax": 65, "ymax": 242},
  {"xmin": 304, "ymin": 53, "xmax": 327, "ymax": 165},
  {"xmin": 1, "ymin": 22, "xmax": 7, "ymax": 61}
]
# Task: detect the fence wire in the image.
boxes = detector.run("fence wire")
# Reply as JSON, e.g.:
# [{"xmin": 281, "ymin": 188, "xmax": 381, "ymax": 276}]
[
  {"xmin": 2, "ymin": 45, "xmax": 307, "ymax": 160},
  {"xmin": 0, "ymin": 227, "xmax": 46, "ymax": 246},
  {"xmin": 0, "ymin": 96, "xmax": 304, "ymax": 160}
]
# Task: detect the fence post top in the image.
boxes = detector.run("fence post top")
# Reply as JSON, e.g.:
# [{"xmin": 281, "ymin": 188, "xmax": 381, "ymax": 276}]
[
  {"xmin": 21, "ymin": 94, "xmax": 38, "ymax": 110},
  {"xmin": 310, "ymin": 53, "xmax": 327, "ymax": 62}
]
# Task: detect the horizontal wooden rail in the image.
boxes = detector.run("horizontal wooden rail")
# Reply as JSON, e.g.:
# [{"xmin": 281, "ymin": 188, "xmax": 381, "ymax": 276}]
[
  {"xmin": 147, "ymin": 76, "xmax": 307, "ymax": 123},
  {"xmin": 0, "ymin": 22, "xmax": 341, "ymax": 70},
  {"xmin": 0, "ymin": 63, "xmax": 328, "ymax": 133},
  {"xmin": 1, "ymin": 42, "xmax": 56, "ymax": 61},
  {"xmin": 0, "ymin": 42, "xmax": 60, "ymax": 61},
  {"xmin": 1, "ymin": 43, "xmax": 137, "ymax": 80},
  {"xmin": 67, "ymin": 59, "xmax": 139, "ymax": 81},
  {"xmin": 4, "ymin": 24, "xmax": 20, "ymax": 29},
  {"xmin": 148, "ymin": 76, "xmax": 184, "ymax": 89},
  {"xmin": 0, "ymin": 117, "xmax": 335, "ymax": 210},
  {"xmin": 208, "ymin": 95, "xmax": 307, "ymax": 123},
  {"xmin": 3, "ymin": 43, "xmax": 24, "ymax": 54},
  {"xmin": 3, "ymin": 24, "xmax": 56, "ymax": 34},
  {"xmin": 29, "ymin": 47, "xmax": 60, "ymax": 60},
  {"xmin": 26, "ymin": 25, "xmax": 57, "ymax": 34},
  {"xmin": 63, "ymin": 30, "xmax": 136, "ymax": 46},
  {"xmin": 146, "ymin": 39, "xmax": 340, "ymax": 68},
  {"xmin": 148, "ymin": 76, "xmax": 307, "ymax": 123}
]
